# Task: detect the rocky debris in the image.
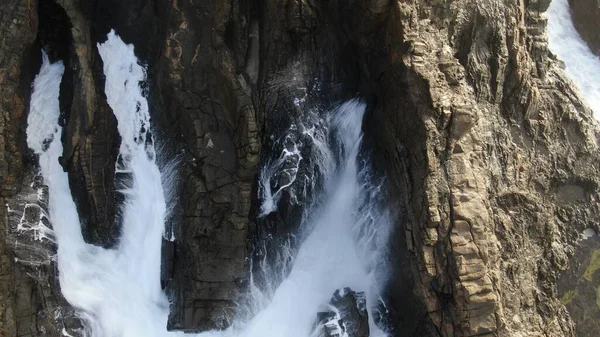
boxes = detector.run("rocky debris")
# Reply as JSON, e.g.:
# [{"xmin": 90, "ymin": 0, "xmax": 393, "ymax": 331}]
[
  {"xmin": 315, "ymin": 288, "xmax": 369, "ymax": 337},
  {"xmin": 569, "ymin": 0, "xmax": 600, "ymax": 55}
]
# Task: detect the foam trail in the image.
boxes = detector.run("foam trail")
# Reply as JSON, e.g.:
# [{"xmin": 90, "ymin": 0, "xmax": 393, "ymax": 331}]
[
  {"xmin": 547, "ymin": 0, "xmax": 600, "ymax": 117},
  {"xmin": 258, "ymin": 113, "xmax": 334, "ymax": 218}
]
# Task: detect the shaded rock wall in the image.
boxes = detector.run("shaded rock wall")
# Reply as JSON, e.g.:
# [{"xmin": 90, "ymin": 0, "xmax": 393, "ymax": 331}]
[
  {"xmin": 569, "ymin": 0, "xmax": 600, "ymax": 55},
  {"xmin": 158, "ymin": 0, "xmax": 258, "ymax": 330},
  {"xmin": 53, "ymin": 0, "xmax": 121, "ymax": 249},
  {"xmin": 0, "ymin": 1, "xmax": 41, "ymax": 336},
  {"xmin": 557, "ymin": 234, "xmax": 600, "ymax": 337}
]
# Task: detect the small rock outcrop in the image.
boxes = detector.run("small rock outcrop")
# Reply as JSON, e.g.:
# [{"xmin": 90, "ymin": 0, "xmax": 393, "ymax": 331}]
[{"xmin": 315, "ymin": 288, "xmax": 369, "ymax": 337}]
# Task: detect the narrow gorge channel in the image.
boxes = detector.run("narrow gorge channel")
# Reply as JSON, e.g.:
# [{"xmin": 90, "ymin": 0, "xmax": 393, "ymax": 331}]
[{"xmin": 4, "ymin": 0, "xmax": 600, "ymax": 337}]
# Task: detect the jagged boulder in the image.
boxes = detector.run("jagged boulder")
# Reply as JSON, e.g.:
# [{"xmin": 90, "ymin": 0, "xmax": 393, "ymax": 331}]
[{"xmin": 315, "ymin": 288, "xmax": 369, "ymax": 337}]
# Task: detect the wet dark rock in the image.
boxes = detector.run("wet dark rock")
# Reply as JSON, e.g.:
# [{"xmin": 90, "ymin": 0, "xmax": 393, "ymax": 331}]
[
  {"xmin": 569, "ymin": 0, "xmax": 600, "ymax": 55},
  {"xmin": 316, "ymin": 288, "xmax": 369, "ymax": 337},
  {"xmin": 0, "ymin": 1, "xmax": 49, "ymax": 335},
  {"xmin": 6, "ymin": 172, "xmax": 84, "ymax": 337}
]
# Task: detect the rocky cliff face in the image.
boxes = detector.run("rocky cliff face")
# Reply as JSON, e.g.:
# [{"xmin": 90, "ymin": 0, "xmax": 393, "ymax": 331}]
[
  {"xmin": 364, "ymin": 0, "xmax": 600, "ymax": 335},
  {"xmin": 2, "ymin": 0, "xmax": 600, "ymax": 336},
  {"xmin": 1, "ymin": 1, "xmax": 81, "ymax": 336},
  {"xmin": 557, "ymin": 2, "xmax": 600, "ymax": 336}
]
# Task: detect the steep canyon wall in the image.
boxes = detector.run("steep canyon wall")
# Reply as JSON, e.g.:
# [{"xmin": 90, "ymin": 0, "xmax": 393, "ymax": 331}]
[{"xmin": 1, "ymin": 0, "xmax": 600, "ymax": 337}]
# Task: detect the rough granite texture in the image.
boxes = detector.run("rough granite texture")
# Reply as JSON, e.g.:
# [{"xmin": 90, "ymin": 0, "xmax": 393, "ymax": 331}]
[{"xmin": 1, "ymin": 0, "xmax": 600, "ymax": 336}]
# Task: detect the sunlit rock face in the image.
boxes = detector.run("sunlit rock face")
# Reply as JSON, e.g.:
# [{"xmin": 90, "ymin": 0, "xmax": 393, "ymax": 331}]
[{"xmin": 2, "ymin": 0, "xmax": 600, "ymax": 337}]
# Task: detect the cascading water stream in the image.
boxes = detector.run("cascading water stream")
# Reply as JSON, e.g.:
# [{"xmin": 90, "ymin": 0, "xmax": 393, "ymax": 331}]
[
  {"xmin": 26, "ymin": 31, "xmax": 390, "ymax": 337},
  {"xmin": 239, "ymin": 101, "xmax": 389, "ymax": 337},
  {"xmin": 547, "ymin": 0, "xmax": 600, "ymax": 117},
  {"xmin": 28, "ymin": 32, "xmax": 174, "ymax": 337}
]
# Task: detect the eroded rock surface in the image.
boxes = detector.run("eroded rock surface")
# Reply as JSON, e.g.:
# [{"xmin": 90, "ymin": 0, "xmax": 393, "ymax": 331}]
[
  {"xmin": 315, "ymin": 288, "xmax": 370, "ymax": 337},
  {"xmin": 363, "ymin": 0, "xmax": 600, "ymax": 336}
]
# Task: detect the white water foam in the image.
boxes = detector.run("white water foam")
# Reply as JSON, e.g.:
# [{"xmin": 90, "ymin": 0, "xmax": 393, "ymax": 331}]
[
  {"xmin": 547, "ymin": 0, "xmax": 600, "ymax": 118},
  {"xmin": 28, "ymin": 31, "xmax": 389, "ymax": 337},
  {"xmin": 242, "ymin": 100, "xmax": 389, "ymax": 337},
  {"xmin": 28, "ymin": 33, "xmax": 175, "ymax": 337},
  {"xmin": 258, "ymin": 111, "xmax": 334, "ymax": 218},
  {"xmin": 258, "ymin": 132, "xmax": 303, "ymax": 216}
]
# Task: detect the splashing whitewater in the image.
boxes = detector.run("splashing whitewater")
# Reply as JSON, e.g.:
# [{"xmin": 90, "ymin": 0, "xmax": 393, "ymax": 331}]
[{"xmin": 26, "ymin": 30, "xmax": 390, "ymax": 337}]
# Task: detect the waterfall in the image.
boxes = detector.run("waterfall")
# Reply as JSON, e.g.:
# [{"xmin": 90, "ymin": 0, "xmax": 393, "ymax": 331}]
[
  {"xmin": 547, "ymin": 0, "xmax": 600, "ymax": 118},
  {"xmin": 27, "ymin": 32, "xmax": 174, "ymax": 337},
  {"xmin": 240, "ymin": 100, "xmax": 390, "ymax": 337},
  {"xmin": 26, "ymin": 31, "xmax": 390, "ymax": 337}
]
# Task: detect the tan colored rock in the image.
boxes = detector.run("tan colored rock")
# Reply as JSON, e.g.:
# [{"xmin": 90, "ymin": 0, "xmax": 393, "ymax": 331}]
[{"xmin": 363, "ymin": 0, "xmax": 600, "ymax": 336}]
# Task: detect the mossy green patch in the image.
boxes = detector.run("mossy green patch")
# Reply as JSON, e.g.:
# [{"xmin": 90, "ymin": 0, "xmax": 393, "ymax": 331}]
[
  {"xmin": 583, "ymin": 249, "xmax": 600, "ymax": 282},
  {"xmin": 561, "ymin": 290, "xmax": 578, "ymax": 305}
]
